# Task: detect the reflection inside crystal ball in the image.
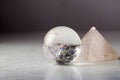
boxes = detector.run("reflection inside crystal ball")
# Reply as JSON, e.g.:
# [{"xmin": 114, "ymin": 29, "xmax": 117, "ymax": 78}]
[
  {"xmin": 43, "ymin": 26, "xmax": 81, "ymax": 64},
  {"xmin": 55, "ymin": 44, "xmax": 80, "ymax": 64}
]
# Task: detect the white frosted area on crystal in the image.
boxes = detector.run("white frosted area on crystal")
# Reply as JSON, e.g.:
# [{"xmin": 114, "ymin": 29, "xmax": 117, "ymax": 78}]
[
  {"xmin": 44, "ymin": 26, "xmax": 81, "ymax": 46},
  {"xmin": 44, "ymin": 32, "xmax": 56, "ymax": 46},
  {"xmin": 91, "ymin": 26, "xmax": 96, "ymax": 30}
]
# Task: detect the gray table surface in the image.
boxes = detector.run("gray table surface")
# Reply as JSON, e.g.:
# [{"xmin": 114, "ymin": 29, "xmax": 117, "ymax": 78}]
[{"xmin": 0, "ymin": 31, "xmax": 120, "ymax": 80}]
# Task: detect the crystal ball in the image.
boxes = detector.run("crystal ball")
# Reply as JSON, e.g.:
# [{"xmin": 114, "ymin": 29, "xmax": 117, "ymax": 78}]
[{"xmin": 43, "ymin": 26, "xmax": 81, "ymax": 64}]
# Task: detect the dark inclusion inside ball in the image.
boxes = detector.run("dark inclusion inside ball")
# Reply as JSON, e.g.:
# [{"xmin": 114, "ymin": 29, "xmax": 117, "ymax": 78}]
[{"xmin": 56, "ymin": 45, "xmax": 78, "ymax": 64}]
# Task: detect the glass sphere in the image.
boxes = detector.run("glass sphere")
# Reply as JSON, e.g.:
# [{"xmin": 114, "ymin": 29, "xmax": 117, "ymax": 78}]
[{"xmin": 43, "ymin": 26, "xmax": 81, "ymax": 64}]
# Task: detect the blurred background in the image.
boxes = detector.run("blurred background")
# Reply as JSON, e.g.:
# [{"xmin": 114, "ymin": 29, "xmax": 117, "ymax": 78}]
[
  {"xmin": 0, "ymin": 0, "xmax": 120, "ymax": 80},
  {"xmin": 1, "ymin": 0, "xmax": 120, "ymax": 33}
]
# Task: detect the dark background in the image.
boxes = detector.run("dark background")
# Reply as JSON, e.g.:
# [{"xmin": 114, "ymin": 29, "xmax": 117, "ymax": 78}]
[{"xmin": 1, "ymin": 0, "xmax": 120, "ymax": 33}]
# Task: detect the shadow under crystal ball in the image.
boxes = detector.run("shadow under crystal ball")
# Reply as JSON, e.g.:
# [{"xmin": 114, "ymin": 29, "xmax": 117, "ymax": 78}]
[{"xmin": 43, "ymin": 26, "xmax": 81, "ymax": 64}]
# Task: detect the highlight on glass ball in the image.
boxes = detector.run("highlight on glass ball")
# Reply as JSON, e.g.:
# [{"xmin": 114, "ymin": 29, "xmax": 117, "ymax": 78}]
[{"xmin": 43, "ymin": 26, "xmax": 81, "ymax": 64}]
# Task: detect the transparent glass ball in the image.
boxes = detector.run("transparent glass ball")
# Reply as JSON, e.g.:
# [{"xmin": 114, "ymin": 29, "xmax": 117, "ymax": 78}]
[{"xmin": 43, "ymin": 26, "xmax": 81, "ymax": 64}]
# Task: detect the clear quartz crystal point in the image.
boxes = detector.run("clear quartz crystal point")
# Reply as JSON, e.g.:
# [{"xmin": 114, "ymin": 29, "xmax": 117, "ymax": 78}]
[{"xmin": 43, "ymin": 26, "xmax": 81, "ymax": 64}]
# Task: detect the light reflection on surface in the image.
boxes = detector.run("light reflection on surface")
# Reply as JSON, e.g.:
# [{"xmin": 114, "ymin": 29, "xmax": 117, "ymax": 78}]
[
  {"xmin": 45, "ymin": 65, "xmax": 82, "ymax": 80},
  {"xmin": 44, "ymin": 61, "xmax": 120, "ymax": 80}
]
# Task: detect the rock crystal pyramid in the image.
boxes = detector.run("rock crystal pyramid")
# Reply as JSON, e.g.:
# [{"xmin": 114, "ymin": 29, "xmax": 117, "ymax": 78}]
[{"xmin": 76, "ymin": 27, "xmax": 119, "ymax": 63}]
